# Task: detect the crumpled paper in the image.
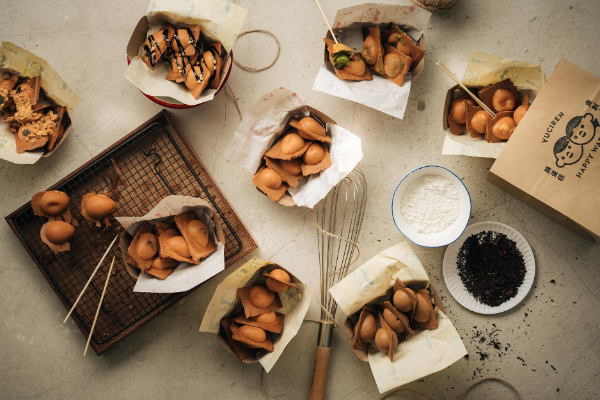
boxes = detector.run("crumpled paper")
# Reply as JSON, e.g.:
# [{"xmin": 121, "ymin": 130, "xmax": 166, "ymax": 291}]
[
  {"xmin": 199, "ymin": 257, "xmax": 311, "ymax": 372},
  {"xmin": 223, "ymin": 87, "xmax": 363, "ymax": 208},
  {"xmin": 442, "ymin": 51, "xmax": 546, "ymax": 158},
  {"xmin": 330, "ymin": 242, "xmax": 467, "ymax": 393},
  {"xmin": 116, "ymin": 195, "xmax": 225, "ymax": 293},
  {"xmin": 0, "ymin": 42, "xmax": 79, "ymax": 164},
  {"xmin": 124, "ymin": 0, "xmax": 247, "ymax": 105},
  {"xmin": 312, "ymin": 3, "xmax": 431, "ymax": 119}
]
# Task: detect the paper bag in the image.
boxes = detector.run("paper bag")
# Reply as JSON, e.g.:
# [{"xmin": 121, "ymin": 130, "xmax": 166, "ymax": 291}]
[{"xmin": 488, "ymin": 59, "xmax": 600, "ymax": 242}]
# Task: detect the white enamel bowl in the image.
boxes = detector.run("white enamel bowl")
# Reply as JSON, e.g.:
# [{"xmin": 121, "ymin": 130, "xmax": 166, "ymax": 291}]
[{"xmin": 391, "ymin": 165, "xmax": 471, "ymax": 248}]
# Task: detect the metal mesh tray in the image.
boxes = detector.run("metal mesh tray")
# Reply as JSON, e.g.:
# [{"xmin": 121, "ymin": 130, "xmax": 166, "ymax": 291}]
[{"xmin": 6, "ymin": 110, "xmax": 257, "ymax": 355}]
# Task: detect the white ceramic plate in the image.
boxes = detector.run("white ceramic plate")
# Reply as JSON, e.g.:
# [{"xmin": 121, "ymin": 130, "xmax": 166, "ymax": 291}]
[
  {"xmin": 443, "ymin": 221, "xmax": 536, "ymax": 314},
  {"xmin": 391, "ymin": 165, "xmax": 471, "ymax": 247}
]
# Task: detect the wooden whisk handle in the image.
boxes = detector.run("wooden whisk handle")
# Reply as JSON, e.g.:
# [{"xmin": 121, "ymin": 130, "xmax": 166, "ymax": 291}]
[{"xmin": 309, "ymin": 346, "xmax": 331, "ymax": 400}]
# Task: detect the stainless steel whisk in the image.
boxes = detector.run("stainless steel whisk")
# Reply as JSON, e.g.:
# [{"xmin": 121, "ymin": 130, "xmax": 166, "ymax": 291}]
[{"xmin": 309, "ymin": 168, "xmax": 367, "ymax": 400}]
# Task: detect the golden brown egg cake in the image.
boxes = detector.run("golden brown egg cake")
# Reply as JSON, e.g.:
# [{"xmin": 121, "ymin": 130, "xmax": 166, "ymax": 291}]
[
  {"xmin": 323, "ymin": 38, "xmax": 373, "ymax": 82},
  {"xmin": 252, "ymin": 166, "xmax": 289, "ymax": 201},
  {"xmin": 289, "ymin": 116, "xmax": 332, "ymax": 144},
  {"xmin": 264, "ymin": 130, "xmax": 312, "ymax": 160},
  {"xmin": 301, "ymin": 142, "xmax": 332, "ymax": 176},
  {"xmin": 233, "ymin": 311, "xmax": 285, "ymax": 334},
  {"xmin": 174, "ymin": 211, "xmax": 217, "ymax": 263}
]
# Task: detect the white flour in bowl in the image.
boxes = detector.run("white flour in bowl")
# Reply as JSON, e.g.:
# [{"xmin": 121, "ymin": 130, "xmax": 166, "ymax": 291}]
[{"xmin": 400, "ymin": 175, "xmax": 460, "ymax": 234}]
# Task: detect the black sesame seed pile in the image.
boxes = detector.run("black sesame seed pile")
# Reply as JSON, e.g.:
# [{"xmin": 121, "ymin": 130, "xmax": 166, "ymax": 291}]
[{"xmin": 456, "ymin": 231, "xmax": 526, "ymax": 307}]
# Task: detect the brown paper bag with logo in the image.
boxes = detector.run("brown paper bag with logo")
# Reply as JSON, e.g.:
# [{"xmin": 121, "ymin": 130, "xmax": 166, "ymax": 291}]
[{"xmin": 488, "ymin": 59, "xmax": 600, "ymax": 243}]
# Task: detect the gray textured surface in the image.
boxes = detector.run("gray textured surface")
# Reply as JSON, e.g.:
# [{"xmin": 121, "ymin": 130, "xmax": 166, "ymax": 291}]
[{"xmin": 1, "ymin": 0, "xmax": 600, "ymax": 399}]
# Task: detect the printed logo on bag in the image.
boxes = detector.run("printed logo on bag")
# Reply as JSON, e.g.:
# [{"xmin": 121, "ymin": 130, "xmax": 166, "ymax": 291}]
[{"xmin": 549, "ymin": 103, "xmax": 599, "ymax": 179}]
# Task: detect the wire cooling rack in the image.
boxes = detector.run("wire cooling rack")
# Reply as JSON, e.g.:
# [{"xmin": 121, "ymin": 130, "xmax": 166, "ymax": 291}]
[{"xmin": 6, "ymin": 110, "xmax": 257, "ymax": 355}]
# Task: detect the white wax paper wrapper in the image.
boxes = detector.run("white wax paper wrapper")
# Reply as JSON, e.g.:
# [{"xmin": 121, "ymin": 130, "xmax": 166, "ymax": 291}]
[
  {"xmin": 124, "ymin": 0, "xmax": 247, "ymax": 106},
  {"xmin": 313, "ymin": 64, "xmax": 412, "ymax": 120},
  {"xmin": 331, "ymin": 3, "xmax": 431, "ymax": 40},
  {"xmin": 199, "ymin": 257, "xmax": 311, "ymax": 372},
  {"xmin": 288, "ymin": 123, "xmax": 363, "ymax": 208},
  {"xmin": 442, "ymin": 51, "xmax": 546, "ymax": 158},
  {"xmin": 116, "ymin": 195, "xmax": 225, "ymax": 293},
  {"xmin": 368, "ymin": 310, "xmax": 466, "ymax": 393},
  {"xmin": 223, "ymin": 87, "xmax": 363, "ymax": 208},
  {"xmin": 312, "ymin": 3, "xmax": 431, "ymax": 119},
  {"xmin": 330, "ymin": 242, "xmax": 466, "ymax": 393},
  {"xmin": 0, "ymin": 42, "xmax": 79, "ymax": 164}
]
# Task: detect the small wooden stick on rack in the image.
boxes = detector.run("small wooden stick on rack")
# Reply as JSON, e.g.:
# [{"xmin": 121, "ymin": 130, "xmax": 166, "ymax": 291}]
[
  {"xmin": 63, "ymin": 234, "xmax": 119, "ymax": 323},
  {"xmin": 84, "ymin": 256, "xmax": 116, "ymax": 356},
  {"xmin": 436, "ymin": 61, "xmax": 496, "ymax": 118},
  {"xmin": 314, "ymin": 0, "xmax": 338, "ymax": 44}
]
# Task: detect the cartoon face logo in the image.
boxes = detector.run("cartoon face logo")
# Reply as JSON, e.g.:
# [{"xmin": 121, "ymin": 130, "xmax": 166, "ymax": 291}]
[
  {"xmin": 554, "ymin": 136, "xmax": 583, "ymax": 168},
  {"xmin": 216, "ymin": 0, "xmax": 230, "ymax": 15},
  {"xmin": 28, "ymin": 62, "xmax": 43, "ymax": 76},
  {"xmin": 565, "ymin": 113, "xmax": 598, "ymax": 145},
  {"xmin": 351, "ymin": 268, "xmax": 373, "ymax": 292},
  {"xmin": 364, "ymin": 8, "xmax": 380, "ymax": 22},
  {"xmin": 499, "ymin": 67, "xmax": 518, "ymax": 81},
  {"xmin": 56, "ymin": 76, "xmax": 66, "ymax": 90},
  {"xmin": 176, "ymin": 0, "xmax": 195, "ymax": 19}
]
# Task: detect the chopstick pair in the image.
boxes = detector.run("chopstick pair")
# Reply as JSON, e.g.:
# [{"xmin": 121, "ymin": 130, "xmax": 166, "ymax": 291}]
[
  {"xmin": 436, "ymin": 61, "xmax": 497, "ymax": 119},
  {"xmin": 62, "ymin": 234, "xmax": 119, "ymax": 356}
]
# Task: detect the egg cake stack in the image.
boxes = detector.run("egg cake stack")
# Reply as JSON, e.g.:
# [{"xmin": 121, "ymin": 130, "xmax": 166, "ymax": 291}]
[
  {"xmin": 220, "ymin": 268, "xmax": 295, "ymax": 360},
  {"xmin": 253, "ymin": 116, "xmax": 333, "ymax": 202},
  {"xmin": 125, "ymin": 211, "xmax": 217, "ymax": 280},
  {"xmin": 351, "ymin": 278, "xmax": 438, "ymax": 361}
]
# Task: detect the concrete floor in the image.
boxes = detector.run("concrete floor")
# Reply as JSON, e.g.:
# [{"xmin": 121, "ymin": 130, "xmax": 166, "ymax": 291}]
[{"xmin": 1, "ymin": 0, "xmax": 600, "ymax": 399}]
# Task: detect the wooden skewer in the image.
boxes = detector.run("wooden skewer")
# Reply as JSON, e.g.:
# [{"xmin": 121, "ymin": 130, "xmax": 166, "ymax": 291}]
[
  {"xmin": 84, "ymin": 256, "xmax": 115, "ymax": 356},
  {"xmin": 314, "ymin": 0, "xmax": 338, "ymax": 44},
  {"xmin": 436, "ymin": 61, "xmax": 496, "ymax": 118},
  {"xmin": 63, "ymin": 234, "xmax": 119, "ymax": 324}
]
